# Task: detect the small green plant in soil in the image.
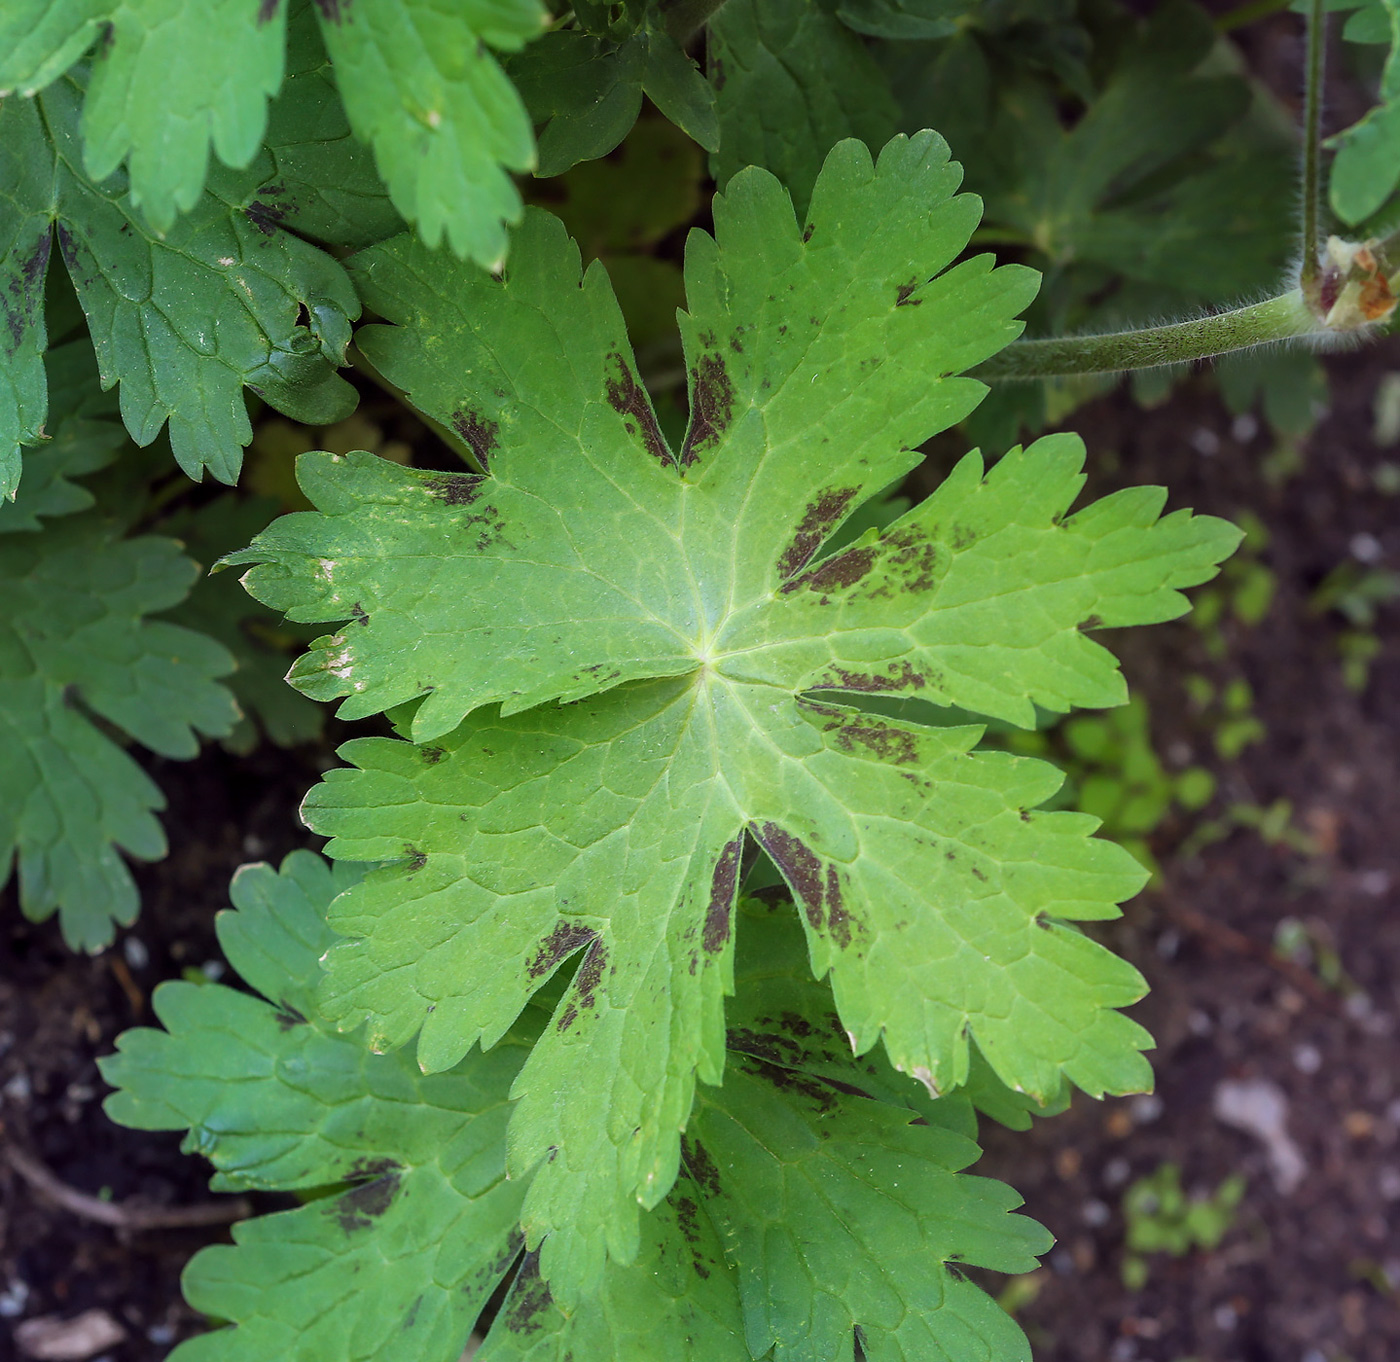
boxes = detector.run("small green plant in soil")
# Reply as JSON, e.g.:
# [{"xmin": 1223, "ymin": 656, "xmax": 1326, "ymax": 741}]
[
  {"xmin": 3, "ymin": 0, "xmax": 1400, "ymax": 1357},
  {"xmin": 1120, "ymin": 1161, "xmax": 1246, "ymax": 1291}
]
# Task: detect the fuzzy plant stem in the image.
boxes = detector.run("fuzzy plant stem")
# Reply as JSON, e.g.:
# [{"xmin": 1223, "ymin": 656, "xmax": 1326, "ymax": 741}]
[
  {"xmin": 1299, "ymin": 0, "xmax": 1327, "ymax": 298},
  {"xmin": 971, "ymin": 291, "xmax": 1323, "ymax": 381}
]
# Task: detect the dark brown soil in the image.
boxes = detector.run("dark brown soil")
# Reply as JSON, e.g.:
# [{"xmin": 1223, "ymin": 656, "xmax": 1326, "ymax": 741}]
[
  {"xmin": 973, "ymin": 341, "xmax": 1400, "ymax": 1362},
  {"xmin": 4, "ymin": 347, "xmax": 1400, "ymax": 1362}
]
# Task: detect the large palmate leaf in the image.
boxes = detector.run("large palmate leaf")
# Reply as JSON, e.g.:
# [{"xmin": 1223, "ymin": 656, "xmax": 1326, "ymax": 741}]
[
  {"xmin": 0, "ymin": 0, "xmax": 547, "ymax": 266},
  {"xmin": 103, "ymin": 852, "xmax": 1050, "ymax": 1362},
  {"xmin": 0, "ymin": 79, "xmax": 358, "ymax": 496},
  {"xmin": 0, "ymin": 507, "xmax": 237, "ymax": 950},
  {"xmin": 233, "ymin": 133, "xmax": 1238, "ymax": 1296}
]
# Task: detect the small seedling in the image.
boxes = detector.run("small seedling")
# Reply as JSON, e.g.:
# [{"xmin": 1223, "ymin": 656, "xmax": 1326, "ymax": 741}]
[{"xmin": 1121, "ymin": 1162, "xmax": 1246, "ymax": 1290}]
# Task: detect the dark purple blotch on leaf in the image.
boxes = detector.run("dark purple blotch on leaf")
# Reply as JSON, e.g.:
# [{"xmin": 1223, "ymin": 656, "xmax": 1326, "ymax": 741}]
[
  {"xmin": 450, "ymin": 409, "xmax": 499, "ymax": 470},
  {"xmin": 777, "ymin": 486, "xmax": 860, "ymax": 580},
  {"xmin": 679, "ymin": 354, "xmax": 735, "ymax": 467},
  {"xmin": 604, "ymin": 351, "xmax": 672, "ymax": 468}
]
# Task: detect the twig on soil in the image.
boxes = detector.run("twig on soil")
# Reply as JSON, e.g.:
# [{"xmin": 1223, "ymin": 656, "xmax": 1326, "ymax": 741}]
[
  {"xmin": 1162, "ymin": 899, "xmax": 1339, "ymax": 1010},
  {"xmin": 107, "ymin": 955, "xmax": 145, "ymax": 1017},
  {"xmin": 4, "ymin": 1146, "xmax": 251, "ymax": 1231}
]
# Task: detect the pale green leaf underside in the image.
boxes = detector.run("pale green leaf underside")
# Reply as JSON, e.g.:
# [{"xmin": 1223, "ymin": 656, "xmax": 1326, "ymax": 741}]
[
  {"xmin": 0, "ymin": 515, "xmax": 236, "ymax": 949},
  {"xmin": 102, "ymin": 853, "xmax": 1049, "ymax": 1362},
  {"xmin": 313, "ymin": 0, "xmax": 545, "ymax": 265},
  {"xmin": 234, "ymin": 133, "xmax": 1237, "ymax": 1297}
]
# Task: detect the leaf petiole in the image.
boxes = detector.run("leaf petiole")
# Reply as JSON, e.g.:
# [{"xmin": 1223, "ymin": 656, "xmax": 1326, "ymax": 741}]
[{"xmin": 971, "ymin": 290, "xmax": 1323, "ymax": 381}]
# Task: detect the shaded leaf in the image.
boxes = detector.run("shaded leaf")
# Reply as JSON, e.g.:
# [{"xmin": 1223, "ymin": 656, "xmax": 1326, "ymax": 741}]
[{"xmin": 0, "ymin": 508, "xmax": 236, "ymax": 949}]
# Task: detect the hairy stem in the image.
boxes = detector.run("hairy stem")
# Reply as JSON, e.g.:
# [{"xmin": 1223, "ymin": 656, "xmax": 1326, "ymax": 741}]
[
  {"xmin": 971, "ymin": 291, "xmax": 1322, "ymax": 381},
  {"xmin": 659, "ymin": 0, "xmax": 730, "ymax": 45},
  {"xmin": 1300, "ymin": 0, "xmax": 1327, "ymax": 299}
]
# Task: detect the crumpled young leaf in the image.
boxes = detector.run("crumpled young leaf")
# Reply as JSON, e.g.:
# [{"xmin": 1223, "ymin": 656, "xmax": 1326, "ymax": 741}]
[
  {"xmin": 0, "ymin": 78, "xmax": 358, "ymax": 495},
  {"xmin": 0, "ymin": 0, "xmax": 548, "ymax": 267},
  {"xmin": 0, "ymin": 505, "xmax": 237, "ymax": 950},
  {"xmin": 0, "ymin": 0, "xmax": 288, "ymax": 233},
  {"xmin": 232, "ymin": 131, "xmax": 1238, "ymax": 1296},
  {"xmin": 0, "ymin": 76, "xmax": 361, "ymax": 498},
  {"xmin": 102, "ymin": 852, "xmax": 1051, "ymax": 1362}
]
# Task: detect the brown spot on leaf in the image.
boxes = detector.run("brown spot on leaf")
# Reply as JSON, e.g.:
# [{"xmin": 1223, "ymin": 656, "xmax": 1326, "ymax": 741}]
[
  {"xmin": 528, "ymin": 922, "xmax": 597, "ymax": 979},
  {"xmin": 895, "ymin": 280, "xmax": 923, "ymax": 307},
  {"xmin": 420, "ymin": 746, "xmax": 445, "ymax": 764},
  {"xmin": 3, "ymin": 235, "xmax": 49, "ymax": 355},
  {"xmin": 817, "ymin": 660, "xmax": 929, "ymax": 694},
  {"xmin": 402, "ymin": 845, "xmax": 427, "ymax": 873},
  {"xmin": 273, "ymin": 1005, "xmax": 305, "ymax": 1030},
  {"xmin": 703, "ymin": 839, "xmax": 741, "ymax": 954},
  {"xmin": 830, "ymin": 718, "xmax": 919, "ymax": 766},
  {"xmin": 1079, "ymin": 614, "xmax": 1103, "ymax": 631},
  {"xmin": 674, "ymin": 1196, "xmax": 700, "ymax": 1244},
  {"xmin": 679, "ymin": 354, "xmax": 735, "ymax": 467},
  {"xmin": 313, "ymin": 0, "xmax": 348, "ymax": 19},
  {"xmin": 257, "ymin": 0, "xmax": 280, "ymax": 21},
  {"xmin": 574, "ymin": 941, "xmax": 607, "ymax": 1009},
  {"xmin": 783, "ymin": 544, "xmax": 876, "ymax": 596},
  {"xmin": 334, "ymin": 1165, "xmax": 401, "ymax": 1233},
  {"xmin": 351, "ymin": 602, "xmax": 369, "ymax": 625},
  {"xmin": 824, "ymin": 864, "xmax": 852, "ymax": 948},
  {"xmin": 450, "ymin": 409, "xmax": 499, "ymax": 470},
  {"xmin": 244, "ymin": 199, "xmax": 286, "ymax": 236},
  {"xmin": 55, "ymin": 225, "xmax": 79, "ymax": 271},
  {"xmin": 604, "ymin": 351, "xmax": 672, "ymax": 468},
  {"xmin": 681, "ymin": 1136, "xmax": 722, "ymax": 1197},
  {"xmin": 754, "ymin": 823, "xmax": 824, "ymax": 929},
  {"xmin": 503, "ymin": 1251, "xmax": 553, "ymax": 1336},
  {"xmin": 422, "ymin": 471, "xmax": 487, "ymax": 507},
  {"xmin": 777, "ymin": 486, "xmax": 859, "ymax": 580},
  {"xmin": 802, "ymin": 223, "xmax": 815, "ymax": 244}
]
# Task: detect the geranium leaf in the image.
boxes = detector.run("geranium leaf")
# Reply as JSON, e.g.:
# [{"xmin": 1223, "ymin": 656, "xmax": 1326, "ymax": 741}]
[{"xmin": 233, "ymin": 132, "xmax": 1237, "ymax": 1296}]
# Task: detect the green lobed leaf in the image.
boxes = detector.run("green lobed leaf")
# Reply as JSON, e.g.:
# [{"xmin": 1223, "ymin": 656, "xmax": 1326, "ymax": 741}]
[
  {"xmin": 0, "ymin": 92, "xmax": 55, "ymax": 500},
  {"xmin": 210, "ymin": 0, "xmax": 405, "ymax": 254},
  {"xmin": 233, "ymin": 133, "xmax": 1237, "ymax": 1296},
  {"xmin": 1329, "ymin": 0, "xmax": 1400, "ymax": 224},
  {"xmin": 0, "ymin": 0, "xmax": 287, "ymax": 233},
  {"xmin": 103, "ymin": 852, "xmax": 1050, "ymax": 1361},
  {"xmin": 0, "ymin": 76, "xmax": 360, "ymax": 489},
  {"xmin": 708, "ymin": 0, "xmax": 900, "ymax": 215},
  {"xmin": 508, "ymin": 27, "xmax": 715, "ymax": 178},
  {"xmin": 0, "ymin": 332, "xmax": 124, "ymax": 532},
  {"xmin": 0, "ymin": 508, "xmax": 237, "ymax": 949},
  {"xmin": 834, "ymin": 0, "xmax": 970, "ymax": 40},
  {"xmin": 311, "ymin": 0, "xmax": 545, "ymax": 267}
]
